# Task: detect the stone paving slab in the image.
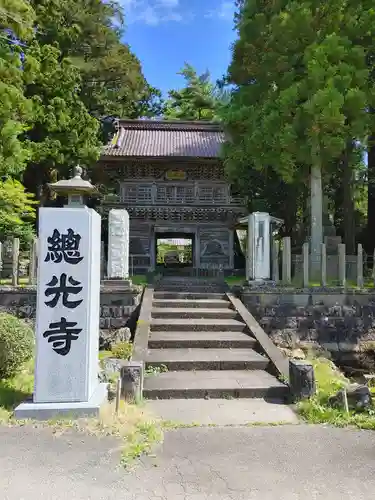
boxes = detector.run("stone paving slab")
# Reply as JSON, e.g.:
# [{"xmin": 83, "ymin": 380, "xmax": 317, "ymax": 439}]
[
  {"xmin": 148, "ymin": 331, "xmax": 257, "ymax": 349},
  {"xmin": 146, "ymin": 398, "xmax": 298, "ymax": 425},
  {"xmin": 151, "ymin": 318, "xmax": 246, "ymax": 332},
  {"xmin": 143, "ymin": 369, "xmax": 286, "ymax": 399},
  {"xmin": 153, "ymin": 299, "xmax": 231, "ymax": 309},
  {"xmin": 151, "ymin": 308, "xmax": 238, "ymax": 319}
]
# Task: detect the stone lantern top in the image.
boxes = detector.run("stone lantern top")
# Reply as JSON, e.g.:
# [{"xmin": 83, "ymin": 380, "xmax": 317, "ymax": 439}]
[{"xmin": 48, "ymin": 166, "xmax": 97, "ymax": 207}]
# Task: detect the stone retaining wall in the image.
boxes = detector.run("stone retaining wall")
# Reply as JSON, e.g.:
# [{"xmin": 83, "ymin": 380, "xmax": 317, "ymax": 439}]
[
  {"xmin": 241, "ymin": 287, "xmax": 375, "ymax": 371},
  {"xmin": 0, "ymin": 285, "xmax": 142, "ymax": 331}
]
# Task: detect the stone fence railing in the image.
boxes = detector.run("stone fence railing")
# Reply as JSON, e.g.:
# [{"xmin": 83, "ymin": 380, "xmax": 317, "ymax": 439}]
[{"xmin": 278, "ymin": 238, "xmax": 371, "ymax": 287}]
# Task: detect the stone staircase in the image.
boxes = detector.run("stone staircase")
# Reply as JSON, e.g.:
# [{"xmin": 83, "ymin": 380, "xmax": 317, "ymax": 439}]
[{"xmin": 143, "ymin": 278, "xmax": 288, "ymax": 400}]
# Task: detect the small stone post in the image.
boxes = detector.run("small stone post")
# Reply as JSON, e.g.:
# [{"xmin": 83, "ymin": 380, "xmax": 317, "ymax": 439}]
[
  {"xmin": 282, "ymin": 236, "xmax": 291, "ymax": 284},
  {"xmin": 373, "ymin": 249, "xmax": 375, "ymax": 284},
  {"xmin": 12, "ymin": 237, "xmax": 20, "ymax": 286},
  {"xmin": 289, "ymin": 360, "xmax": 316, "ymax": 402},
  {"xmin": 357, "ymin": 243, "xmax": 364, "ymax": 289},
  {"xmin": 302, "ymin": 242, "xmax": 309, "ymax": 287},
  {"xmin": 28, "ymin": 238, "xmax": 38, "ymax": 286},
  {"xmin": 272, "ymin": 240, "xmax": 279, "ymax": 283},
  {"xmin": 321, "ymin": 243, "xmax": 327, "ymax": 287},
  {"xmin": 338, "ymin": 243, "xmax": 346, "ymax": 287}
]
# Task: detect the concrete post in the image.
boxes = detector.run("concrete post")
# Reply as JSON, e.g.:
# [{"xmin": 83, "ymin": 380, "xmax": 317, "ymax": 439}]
[
  {"xmin": 338, "ymin": 243, "xmax": 346, "ymax": 287},
  {"xmin": 302, "ymin": 242, "xmax": 309, "ymax": 287},
  {"xmin": 28, "ymin": 238, "xmax": 38, "ymax": 286},
  {"xmin": 282, "ymin": 236, "xmax": 291, "ymax": 284},
  {"xmin": 272, "ymin": 240, "xmax": 279, "ymax": 283},
  {"xmin": 357, "ymin": 243, "xmax": 364, "ymax": 289},
  {"xmin": 321, "ymin": 243, "xmax": 327, "ymax": 287},
  {"xmin": 12, "ymin": 237, "xmax": 20, "ymax": 286}
]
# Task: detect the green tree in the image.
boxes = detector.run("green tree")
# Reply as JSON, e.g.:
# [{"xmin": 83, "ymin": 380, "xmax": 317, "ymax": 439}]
[
  {"xmin": 31, "ymin": 0, "xmax": 161, "ymax": 130},
  {"xmin": 0, "ymin": 178, "xmax": 37, "ymax": 242},
  {"xmin": 164, "ymin": 63, "xmax": 223, "ymax": 120},
  {"xmin": 224, "ymin": 0, "xmax": 369, "ymax": 261},
  {"xmin": 22, "ymin": 42, "xmax": 100, "ymax": 200}
]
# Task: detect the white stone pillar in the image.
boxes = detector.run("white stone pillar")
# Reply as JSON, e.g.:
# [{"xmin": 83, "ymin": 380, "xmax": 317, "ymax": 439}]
[
  {"xmin": 15, "ymin": 206, "xmax": 106, "ymax": 419},
  {"xmin": 247, "ymin": 212, "xmax": 271, "ymax": 281},
  {"xmin": 107, "ymin": 209, "xmax": 129, "ymax": 279},
  {"xmin": 246, "ymin": 213, "xmax": 255, "ymax": 281}
]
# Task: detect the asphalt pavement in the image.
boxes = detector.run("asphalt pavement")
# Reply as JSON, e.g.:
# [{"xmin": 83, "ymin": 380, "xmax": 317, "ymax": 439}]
[{"xmin": 1, "ymin": 424, "xmax": 375, "ymax": 499}]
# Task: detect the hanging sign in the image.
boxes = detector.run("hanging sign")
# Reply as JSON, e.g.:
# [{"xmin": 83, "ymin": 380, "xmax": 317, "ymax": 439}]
[{"xmin": 165, "ymin": 169, "xmax": 187, "ymax": 181}]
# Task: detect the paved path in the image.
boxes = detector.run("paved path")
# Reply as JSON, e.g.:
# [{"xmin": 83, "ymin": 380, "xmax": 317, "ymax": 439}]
[
  {"xmin": 145, "ymin": 398, "xmax": 298, "ymax": 425},
  {"xmin": 2, "ymin": 424, "xmax": 375, "ymax": 499}
]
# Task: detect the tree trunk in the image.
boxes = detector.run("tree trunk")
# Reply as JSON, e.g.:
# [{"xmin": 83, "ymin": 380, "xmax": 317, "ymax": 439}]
[
  {"xmin": 310, "ymin": 162, "xmax": 323, "ymax": 278},
  {"xmin": 342, "ymin": 143, "xmax": 356, "ymax": 254},
  {"xmin": 367, "ymin": 131, "xmax": 375, "ymax": 253}
]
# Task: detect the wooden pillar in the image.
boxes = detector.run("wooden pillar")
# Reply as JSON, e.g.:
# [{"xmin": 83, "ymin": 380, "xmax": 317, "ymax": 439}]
[{"xmin": 195, "ymin": 227, "xmax": 200, "ymax": 269}]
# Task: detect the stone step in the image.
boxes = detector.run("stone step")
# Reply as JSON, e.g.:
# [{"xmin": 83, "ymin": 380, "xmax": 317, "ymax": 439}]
[
  {"xmin": 152, "ymin": 299, "xmax": 231, "ymax": 309},
  {"xmin": 145, "ymin": 348, "xmax": 268, "ymax": 371},
  {"xmin": 148, "ymin": 331, "xmax": 257, "ymax": 349},
  {"xmin": 143, "ymin": 370, "xmax": 287, "ymax": 399},
  {"xmin": 154, "ymin": 291, "xmax": 227, "ymax": 300},
  {"xmin": 150, "ymin": 318, "xmax": 246, "ymax": 332},
  {"xmin": 155, "ymin": 287, "xmax": 227, "ymax": 294},
  {"xmin": 151, "ymin": 308, "xmax": 238, "ymax": 320}
]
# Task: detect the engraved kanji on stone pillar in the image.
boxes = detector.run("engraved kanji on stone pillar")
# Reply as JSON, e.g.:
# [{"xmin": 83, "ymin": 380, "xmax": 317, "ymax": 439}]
[{"xmin": 107, "ymin": 209, "xmax": 129, "ymax": 279}]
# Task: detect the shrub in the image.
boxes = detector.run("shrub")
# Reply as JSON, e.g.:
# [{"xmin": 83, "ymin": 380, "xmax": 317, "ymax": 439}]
[
  {"xmin": 111, "ymin": 341, "xmax": 133, "ymax": 360},
  {"xmin": 0, "ymin": 313, "xmax": 34, "ymax": 379}
]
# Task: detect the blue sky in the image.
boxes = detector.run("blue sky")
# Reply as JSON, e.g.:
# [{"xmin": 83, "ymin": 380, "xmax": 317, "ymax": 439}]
[{"xmin": 119, "ymin": 0, "xmax": 236, "ymax": 96}]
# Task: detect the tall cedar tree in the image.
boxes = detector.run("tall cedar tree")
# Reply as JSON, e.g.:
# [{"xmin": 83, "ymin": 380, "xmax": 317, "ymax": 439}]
[{"xmin": 223, "ymin": 0, "xmax": 369, "ymax": 254}]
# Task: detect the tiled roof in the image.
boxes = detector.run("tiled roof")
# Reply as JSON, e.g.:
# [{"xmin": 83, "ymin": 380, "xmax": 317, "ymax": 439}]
[{"xmin": 102, "ymin": 120, "xmax": 225, "ymax": 158}]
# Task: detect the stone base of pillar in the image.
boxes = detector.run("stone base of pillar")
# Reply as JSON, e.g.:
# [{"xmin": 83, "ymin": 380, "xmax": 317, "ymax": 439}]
[
  {"xmin": 246, "ymin": 279, "xmax": 277, "ymax": 288},
  {"xmin": 102, "ymin": 279, "xmax": 132, "ymax": 288},
  {"xmin": 14, "ymin": 383, "xmax": 108, "ymax": 421}
]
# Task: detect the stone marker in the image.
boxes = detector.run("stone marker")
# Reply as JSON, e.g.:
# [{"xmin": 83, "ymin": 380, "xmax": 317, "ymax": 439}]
[
  {"xmin": 107, "ymin": 209, "xmax": 129, "ymax": 280},
  {"xmin": 302, "ymin": 242, "xmax": 309, "ymax": 287},
  {"xmin": 28, "ymin": 238, "xmax": 38, "ymax": 285},
  {"xmin": 289, "ymin": 359, "xmax": 316, "ymax": 402},
  {"xmin": 357, "ymin": 243, "xmax": 364, "ymax": 289},
  {"xmin": 15, "ymin": 167, "xmax": 107, "ymax": 419},
  {"xmin": 282, "ymin": 236, "xmax": 291, "ymax": 284},
  {"xmin": 338, "ymin": 243, "xmax": 346, "ymax": 287},
  {"xmin": 272, "ymin": 240, "xmax": 279, "ymax": 282},
  {"xmin": 12, "ymin": 237, "xmax": 20, "ymax": 286},
  {"xmin": 321, "ymin": 242, "xmax": 327, "ymax": 286}
]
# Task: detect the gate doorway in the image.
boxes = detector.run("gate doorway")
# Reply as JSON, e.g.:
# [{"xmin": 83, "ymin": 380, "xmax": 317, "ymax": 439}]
[{"xmin": 155, "ymin": 232, "xmax": 195, "ymax": 271}]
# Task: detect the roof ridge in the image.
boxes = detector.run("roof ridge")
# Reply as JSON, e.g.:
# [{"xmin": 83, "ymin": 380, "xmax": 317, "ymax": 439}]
[{"xmin": 117, "ymin": 119, "xmax": 223, "ymax": 132}]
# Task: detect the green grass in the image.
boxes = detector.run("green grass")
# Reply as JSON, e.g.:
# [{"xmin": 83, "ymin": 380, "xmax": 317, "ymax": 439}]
[
  {"xmin": 225, "ymin": 276, "xmax": 245, "ymax": 285},
  {"xmin": 297, "ymin": 357, "xmax": 375, "ymax": 430},
  {"xmin": 130, "ymin": 275, "xmax": 148, "ymax": 286}
]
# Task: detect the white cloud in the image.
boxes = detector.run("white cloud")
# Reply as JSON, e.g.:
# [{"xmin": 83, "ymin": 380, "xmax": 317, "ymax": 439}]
[
  {"xmin": 205, "ymin": 0, "xmax": 235, "ymax": 21},
  {"xmin": 120, "ymin": 0, "xmax": 187, "ymax": 26},
  {"xmin": 157, "ymin": 0, "xmax": 179, "ymax": 7}
]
